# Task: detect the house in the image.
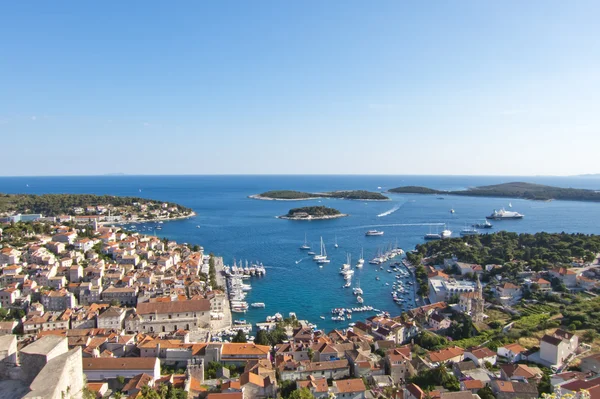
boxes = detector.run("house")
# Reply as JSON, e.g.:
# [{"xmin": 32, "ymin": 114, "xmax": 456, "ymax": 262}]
[
  {"xmin": 489, "ymin": 380, "xmax": 539, "ymax": 399},
  {"xmin": 83, "ymin": 357, "xmax": 161, "ymax": 381},
  {"xmin": 297, "ymin": 376, "xmax": 329, "ymax": 398},
  {"xmin": 0, "ymin": 321, "xmax": 18, "ymax": 335},
  {"xmin": 496, "ymin": 282, "xmax": 523, "ymax": 305},
  {"xmin": 239, "ymin": 371, "xmax": 277, "ymax": 398},
  {"xmin": 540, "ymin": 329, "xmax": 579, "ymax": 367},
  {"xmin": 127, "ymin": 299, "xmax": 211, "ymax": 333},
  {"xmin": 404, "ymin": 383, "xmax": 426, "ymax": 399},
  {"xmin": 500, "ymin": 363, "xmax": 543, "ymax": 383},
  {"xmin": 41, "ymin": 288, "xmax": 77, "ymax": 311},
  {"xmin": 497, "ymin": 343, "xmax": 527, "ymax": 363},
  {"xmin": 331, "ymin": 378, "xmax": 366, "ymax": 399},
  {"xmin": 427, "ymin": 346, "xmax": 465, "ymax": 365},
  {"xmin": 465, "ymin": 347, "xmax": 497, "ymax": 366},
  {"xmin": 122, "ymin": 373, "xmax": 154, "ymax": 396},
  {"xmin": 531, "ymin": 278, "xmax": 552, "ymax": 291},
  {"xmin": 430, "ymin": 312, "xmax": 451, "ymax": 330},
  {"xmin": 220, "ymin": 343, "xmax": 271, "ymax": 365},
  {"xmin": 101, "ymin": 286, "xmax": 138, "ymax": 306},
  {"xmin": 0, "ymin": 247, "xmax": 21, "ymax": 265},
  {"xmin": 386, "ymin": 346, "xmax": 414, "ymax": 384},
  {"xmin": 279, "ymin": 359, "xmax": 350, "ymax": 381},
  {"xmin": 549, "ymin": 267, "xmax": 578, "ymax": 287},
  {"xmin": 556, "ymin": 376, "xmax": 600, "ymax": 399},
  {"xmin": 580, "ymin": 353, "xmax": 600, "ymax": 375},
  {"xmin": 97, "ymin": 307, "xmax": 127, "ymax": 330}
]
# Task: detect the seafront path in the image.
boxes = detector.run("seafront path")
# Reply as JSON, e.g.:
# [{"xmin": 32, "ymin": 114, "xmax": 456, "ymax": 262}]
[{"xmin": 211, "ymin": 256, "xmax": 233, "ymax": 332}]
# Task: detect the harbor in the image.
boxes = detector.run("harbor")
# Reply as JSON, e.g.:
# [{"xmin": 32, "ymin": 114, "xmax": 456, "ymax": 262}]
[{"xmin": 14, "ymin": 175, "xmax": 599, "ymax": 333}]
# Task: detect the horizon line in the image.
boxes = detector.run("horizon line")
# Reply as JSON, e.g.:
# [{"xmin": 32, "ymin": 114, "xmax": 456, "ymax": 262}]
[{"xmin": 0, "ymin": 173, "xmax": 599, "ymax": 178}]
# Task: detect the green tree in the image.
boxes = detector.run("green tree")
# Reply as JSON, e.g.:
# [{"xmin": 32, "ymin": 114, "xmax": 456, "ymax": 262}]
[
  {"xmin": 288, "ymin": 388, "xmax": 316, "ymax": 399},
  {"xmin": 232, "ymin": 329, "xmax": 247, "ymax": 343},
  {"xmin": 254, "ymin": 329, "xmax": 271, "ymax": 346},
  {"xmin": 477, "ymin": 387, "xmax": 496, "ymax": 399},
  {"xmin": 140, "ymin": 385, "xmax": 161, "ymax": 399},
  {"xmin": 278, "ymin": 380, "xmax": 296, "ymax": 399}
]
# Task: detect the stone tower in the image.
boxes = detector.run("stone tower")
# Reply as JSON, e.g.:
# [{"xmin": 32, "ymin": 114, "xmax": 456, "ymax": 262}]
[{"xmin": 473, "ymin": 275, "xmax": 485, "ymax": 323}]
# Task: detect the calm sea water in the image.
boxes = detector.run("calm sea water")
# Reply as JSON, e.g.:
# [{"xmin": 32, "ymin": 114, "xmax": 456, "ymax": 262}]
[{"xmin": 2, "ymin": 175, "xmax": 600, "ymax": 331}]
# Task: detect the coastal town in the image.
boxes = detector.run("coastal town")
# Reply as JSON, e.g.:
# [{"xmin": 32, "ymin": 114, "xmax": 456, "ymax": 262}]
[{"xmin": 1, "ymin": 202, "xmax": 600, "ymax": 399}]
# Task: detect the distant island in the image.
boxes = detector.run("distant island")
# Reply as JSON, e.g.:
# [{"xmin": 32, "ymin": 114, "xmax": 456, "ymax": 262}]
[
  {"xmin": 0, "ymin": 193, "xmax": 195, "ymax": 224},
  {"xmin": 277, "ymin": 205, "xmax": 348, "ymax": 220},
  {"xmin": 388, "ymin": 181, "xmax": 600, "ymax": 202},
  {"xmin": 250, "ymin": 190, "xmax": 389, "ymax": 201}
]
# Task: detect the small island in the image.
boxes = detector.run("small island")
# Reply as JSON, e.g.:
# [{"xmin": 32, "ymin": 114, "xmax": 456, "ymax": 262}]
[
  {"xmin": 388, "ymin": 182, "xmax": 600, "ymax": 202},
  {"xmin": 0, "ymin": 193, "xmax": 195, "ymax": 225},
  {"xmin": 251, "ymin": 190, "xmax": 389, "ymax": 201},
  {"xmin": 277, "ymin": 205, "xmax": 348, "ymax": 220}
]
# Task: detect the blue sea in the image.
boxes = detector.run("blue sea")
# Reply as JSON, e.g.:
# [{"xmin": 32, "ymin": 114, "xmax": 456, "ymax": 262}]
[{"xmin": 2, "ymin": 175, "xmax": 600, "ymax": 331}]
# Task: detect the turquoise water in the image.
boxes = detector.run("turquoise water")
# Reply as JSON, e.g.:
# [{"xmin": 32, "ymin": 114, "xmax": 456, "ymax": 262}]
[{"xmin": 2, "ymin": 175, "xmax": 600, "ymax": 331}]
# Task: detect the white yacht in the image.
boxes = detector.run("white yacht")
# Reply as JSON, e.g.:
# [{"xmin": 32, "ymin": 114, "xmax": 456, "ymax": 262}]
[
  {"xmin": 486, "ymin": 208, "xmax": 524, "ymax": 220},
  {"xmin": 344, "ymin": 281, "xmax": 351, "ymax": 288},
  {"xmin": 441, "ymin": 229, "xmax": 452, "ymax": 239},
  {"xmin": 357, "ymin": 296, "xmax": 364, "ymax": 304},
  {"xmin": 366, "ymin": 230, "xmax": 384, "ymax": 236},
  {"xmin": 460, "ymin": 226, "xmax": 480, "ymax": 236},
  {"xmin": 250, "ymin": 302, "xmax": 265, "ymax": 308}
]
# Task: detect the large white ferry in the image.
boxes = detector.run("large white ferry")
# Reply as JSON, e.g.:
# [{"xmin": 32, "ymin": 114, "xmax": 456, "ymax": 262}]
[{"xmin": 486, "ymin": 208, "xmax": 524, "ymax": 220}]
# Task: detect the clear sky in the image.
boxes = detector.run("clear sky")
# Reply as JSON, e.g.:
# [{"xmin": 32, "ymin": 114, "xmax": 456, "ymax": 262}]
[{"xmin": 1, "ymin": 1, "xmax": 599, "ymax": 176}]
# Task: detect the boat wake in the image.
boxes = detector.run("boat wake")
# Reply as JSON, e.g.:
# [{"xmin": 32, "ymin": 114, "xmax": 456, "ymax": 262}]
[
  {"xmin": 345, "ymin": 223, "xmax": 446, "ymax": 230},
  {"xmin": 377, "ymin": 204, "xmax": 400, "ymax": 218}
]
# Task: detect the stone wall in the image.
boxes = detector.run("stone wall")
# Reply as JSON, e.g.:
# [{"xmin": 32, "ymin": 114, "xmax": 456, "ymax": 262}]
[
  {"xmin": 23, "ymin": 347, "xmax": 84, "ymax": 399},
  {"xmin": 19, "ymin": 335, "xmax": 69, "ymax": 384}
]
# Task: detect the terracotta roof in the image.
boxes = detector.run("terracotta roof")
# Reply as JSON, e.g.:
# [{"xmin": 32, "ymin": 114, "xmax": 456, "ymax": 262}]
[
  {"xmin": 83, "ymin": 357, "xmax": 158, "ymax": 371},
  {"xmin": 428, "ymin": 346, "xmax": 465, "ymax": 362},
  {"xmin": 501, "ymin": 363, "xmax": 542, "ymax": 379},
  {"xmin": 462, "ymin": 380, "xmax": 484, "ymax": 390},
  {"xmin": 136, "ymin": 299, "xmax": 210, "ymax": 314},
  {"xmin": 206, "ymin": 394, "xmax": 243, "ymax": 399},
  {"xmin": 123, "ymin": 373, "xmax": 153, "ymax": 391},
  {"xmin": 491, "ymin": 380, "xmax": 538, "ymax": 394},
  {"xmin": 221, "ymin": 343, "xmax": 270, "ymax": 356},
  {"xmin": 334, "ymin": 378, "xmax": 366, "ymax": 393},
  {"xmin": 469, "ymin": 347, "xmax": 496, "ymax": 359},
  {"xmin": 297, "ymin": 377, "xmax": 328, "ymax": 393},
  {"xmin": 501, "ymin": 343, "xmax": 526, "ymax": 353},
  {"xmin": 406, "ymin": 383, "xmax": 424, "ymax": 399}
]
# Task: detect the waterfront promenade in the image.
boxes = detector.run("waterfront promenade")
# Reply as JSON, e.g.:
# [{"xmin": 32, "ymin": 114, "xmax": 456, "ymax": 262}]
[{"xmin": 211, "ymin": 256, "xmax": 233, "ymax": 332}]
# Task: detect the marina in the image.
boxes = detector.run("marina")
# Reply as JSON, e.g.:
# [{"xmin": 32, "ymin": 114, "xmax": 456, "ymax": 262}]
[{"xmin": 8, "ymin": 174, "xmax": 600, "ymax": 332}]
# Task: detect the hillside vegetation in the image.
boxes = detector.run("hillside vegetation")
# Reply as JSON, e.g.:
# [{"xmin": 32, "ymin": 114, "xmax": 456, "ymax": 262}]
[
  {"xmin": 0, "ymin": 193, "xmax": 192, "ymax": 216},
  {"xmin": 257, "ymin": 190, "xmax": 388, "ymax": 200},
  {"xmin": 286, "ymin": 206, "xmax": 342, "ymax": 217},
  {"xmin": 389, "ymin": 182, "xmax": 600, "ymax": 202}
]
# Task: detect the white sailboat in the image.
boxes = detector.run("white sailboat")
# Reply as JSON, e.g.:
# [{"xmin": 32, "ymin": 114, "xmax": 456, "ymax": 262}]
[
  {"xmin": 356, "ymin": 248, "xmax": 364, "ymax": 268},
  {"xmin": 313, "ymin": 237, "xmax": 327, "ymax": 261},
  {"xmin": 300, "ymin": 233, "xmax": 310, "ymax": 250}
]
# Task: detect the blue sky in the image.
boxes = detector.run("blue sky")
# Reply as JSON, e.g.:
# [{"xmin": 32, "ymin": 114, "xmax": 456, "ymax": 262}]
[{"xmin": 1, "ymin": 1, "xmax": 599, "ymax": 176}]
